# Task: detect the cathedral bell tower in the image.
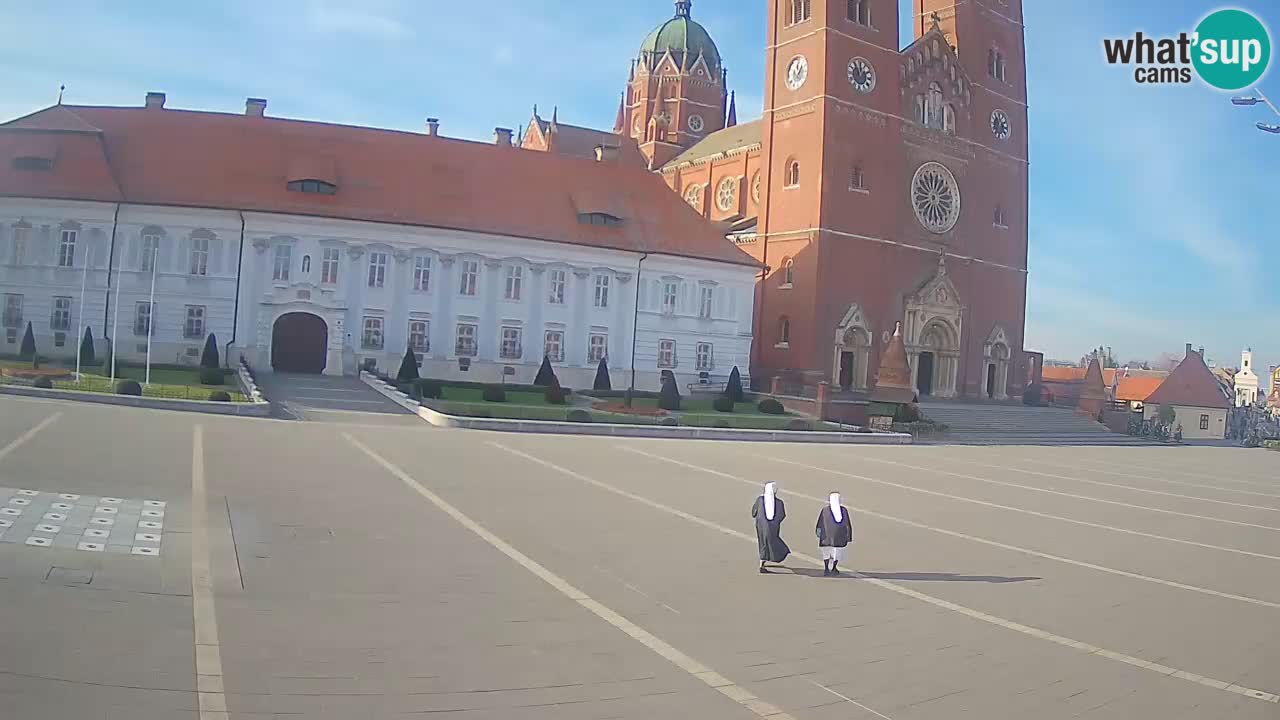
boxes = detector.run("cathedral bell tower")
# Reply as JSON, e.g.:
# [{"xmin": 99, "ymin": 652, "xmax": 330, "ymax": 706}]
[{"xmin": 622, "ymin": 0, "xmax": 728, "ymax": 169}]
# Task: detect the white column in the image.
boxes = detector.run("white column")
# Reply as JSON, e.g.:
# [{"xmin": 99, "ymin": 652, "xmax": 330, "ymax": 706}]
[
  {"xmin": 433, "ymin": 256, "xmax": 455, "ymax": 360},
  {"xmin": 481, "ymin": 259, "xmax": 501, "ymax": 360},
  {"xmin": 387, "ymin": 250, "xmax": 411, "ymax": 359},
  {"xmin": 344, "ymin": 245, "xmax": 365, "ymax": 355},
  {"xmin": 614, "ymin": 271, "xmax": 633, "ymax": 373},
  {"xmin": 569, "ymin": 269, "xmax": 591, "ymax": 367},
  {"xmin": 528, "ymin": 265, "xmax": 546, "ymax": 360}
]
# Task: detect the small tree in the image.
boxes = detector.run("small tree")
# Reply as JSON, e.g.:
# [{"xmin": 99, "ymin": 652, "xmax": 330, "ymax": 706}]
[
  {"xmin": 534, "ymin": 356, "xmax": 559, "ymax": 387},
  {"xmin": 18, "ymin": 321, "xmax": 36, "ymax": 361},
  {"xmin": 79, "ymin": 327, "xmax": 97, "ymax": 367},
  {"xmin": 658, "ymin": 375, "xmax": 681, "ymax": 411},
  {"xmin": 200, "ymin": 333, "xmax": 220, "ymax": 369},
  {"xmin": 726, "ymin": 366, "xmax": 744, "ymax": 403},
  {"xmin": 593, "ymin": 357, "xmax": 612, "ymax": 391},
  {"xmin": 397, "ymin": 345, "xmax": 420, "ymax": 383},
  {"xmin": 1156, "ymin": 404, "xmax": 1176, "ymax": 428}
]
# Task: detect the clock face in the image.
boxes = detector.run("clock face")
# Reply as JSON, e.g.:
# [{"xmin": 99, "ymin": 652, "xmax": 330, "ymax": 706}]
[
  {"xmin": 847, "ymin": 57, "xmax": 876, "ymax": 94},
  {"xmin": 688, "ymin": 114, "xmax": 704, "ymax": 133},
  {"xmin": 657, "ymin": 110, "xmax": 672, "ymax": 126},
  {"xmin": 632, "ymin": 117, "xmax": 642, "ymax": 137},
  {"xmin": 786, "ymin": 55, "xmax": 808, "ymax": 91},
  {"xmin": 991, "ymin": 110, "xmax": 1011, "ymax": 140}
]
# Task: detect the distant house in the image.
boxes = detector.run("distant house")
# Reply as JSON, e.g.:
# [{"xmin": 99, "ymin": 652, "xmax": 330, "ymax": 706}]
[
  {"xmin": 1143, "ymin": 345, "xmax": 1232, "ymax": 440},
  {"xmin": 1040, "ymin": 365, "xmax": 1167, "ymax": 411}
]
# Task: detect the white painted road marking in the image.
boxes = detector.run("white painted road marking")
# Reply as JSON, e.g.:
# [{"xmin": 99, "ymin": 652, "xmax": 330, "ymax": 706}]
[
  {"xmin": 485, "ymin": 442, "xmax": 1279, "ymax": 704},
  {"xmin": 191, "ymin": 426, "xmax": 228, "ymax": 720},
  {"xmin": 0, "ymin": 413, "xmax": 61, "ymax": 462},
  {"xmin": 809, "ymin": 679, "xmax": 896, "ymax": 720},
  {"xmin": 758, "ymin": 455, "xmax": 1280, "ymax": 562},
  {"xmin": 940, "ymin": 455, "xmax": 1280, "ymax": 513},
  {"xmin": 621, "ymin": 447, "xmax": 1280, "ymax": 610},
  {"xmin": 344, "ymin": 433, "xmax": 797, "ymax": 720},
  {"xmin": 850, "ymin": 455, "xmax": 1280, "ymax": 533}
]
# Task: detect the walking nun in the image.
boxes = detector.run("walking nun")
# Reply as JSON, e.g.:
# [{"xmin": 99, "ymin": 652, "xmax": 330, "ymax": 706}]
[
  {"xmin": 815, "ymin": 492, "xmax": 853, "ymax": 576},
  {"xmin": 751, "ymin": 482, "xmax": 790, "ymax": 573}
]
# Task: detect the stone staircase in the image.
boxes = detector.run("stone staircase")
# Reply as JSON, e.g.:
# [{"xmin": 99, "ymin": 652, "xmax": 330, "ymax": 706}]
[{"xmin": 918, "ymin": 402, "xmax": 1152, "ymax": 445}]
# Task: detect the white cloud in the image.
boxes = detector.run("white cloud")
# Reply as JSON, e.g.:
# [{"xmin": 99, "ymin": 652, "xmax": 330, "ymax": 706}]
[{"xmin": 304, "ymin": 4, "xmax": 410, "ymax": 39}]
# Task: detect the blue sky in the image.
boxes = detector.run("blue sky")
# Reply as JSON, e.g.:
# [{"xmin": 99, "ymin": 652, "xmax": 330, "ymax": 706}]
[{"xmin": 2, "ymin": 0, "xmax": 1277, "ymax": 386}]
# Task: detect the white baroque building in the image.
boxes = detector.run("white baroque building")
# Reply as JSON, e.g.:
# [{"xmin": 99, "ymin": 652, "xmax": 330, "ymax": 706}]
[
  {"xmin": 0, "ymin": 96, "xmax": 757, "ymax": 391},
  {"xmin": 1233, "ymin": 348, "xmax": 1259, "ymax": 408}
]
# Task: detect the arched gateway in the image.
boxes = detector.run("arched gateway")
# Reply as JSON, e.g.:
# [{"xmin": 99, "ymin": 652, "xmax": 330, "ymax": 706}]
[{"xmin": 271, "ymin": 312, "xmax": 328, "ymax": 374}]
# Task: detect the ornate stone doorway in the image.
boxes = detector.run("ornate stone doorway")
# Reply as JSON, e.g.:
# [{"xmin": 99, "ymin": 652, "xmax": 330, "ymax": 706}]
[
  {"xmin": 904, "ymin": 254, "xmax": 964, "ymax": 398},
  {"xmin": 272, "ymin": 312, "xmax": 328, "ymax": 374},
  {"xmin": 832, "ymin": 304, "xmax": 871, "ymax": 392},
  {"xmin": 983, "ymin": 325, "xmax": 1011, "ymax": 401}
]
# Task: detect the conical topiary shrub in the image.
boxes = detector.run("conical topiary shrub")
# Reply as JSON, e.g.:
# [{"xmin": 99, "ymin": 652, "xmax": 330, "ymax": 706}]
[
  {"xmin": 397, "ymin": 345, "xmax": 420, "ymax": 383},
  {"xmin": 200, "ymin": 333, "xmax": 220, "ymax": 369},
  {"xmin": 658, "ymin": 375, "xmax": 681, "ymax": 412},
  {"xmin": 79, "ymin": 327, "xmax": 97, "ymax": 367},
  {"xmin": 534, "ymin": 355, "xmax": 558, "ymax": 387},
  {"xmin": 726, "ymin": 366, "xmax": 744, "ymax": 403},
  {"xmin": 593, "ymin": 357, "xmax": 612, "ymax": 391},
  {"xmin": 18, "ymin": 321, "xmax": 36, "ymax": 361}
]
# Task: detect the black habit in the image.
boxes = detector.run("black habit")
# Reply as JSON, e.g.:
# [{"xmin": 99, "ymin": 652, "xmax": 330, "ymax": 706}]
[
  {"xmin": 752, "ymin": 496, "xmax": 791, "ymax": 563},
  {"xmin": 815, "ymin": 506, "xmax": 853, "ymax": 548}
]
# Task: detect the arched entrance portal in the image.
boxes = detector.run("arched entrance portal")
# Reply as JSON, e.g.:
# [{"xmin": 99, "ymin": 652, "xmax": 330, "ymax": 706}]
[{"xmin": 272, "ymin": 312, "xmax": 328, "ymax": 374}]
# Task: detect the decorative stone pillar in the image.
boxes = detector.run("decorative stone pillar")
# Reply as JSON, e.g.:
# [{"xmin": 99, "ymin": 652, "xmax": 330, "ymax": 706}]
[
  {"xmin": 344, "ymin": 244, "xmax": 365, "ymax": 354},
  {"xmin": 481, "ymin": 259, "xmax": 502, "ymax": 361},
  {"xmin": 249, "ymin": 238, "xmax": 270, "ymax": 368},
  {"xmin": 613, "ymin": 271, "xmax": 633, "ymax": 377},
  {"xmin": 569, "ymin": 269, "xmax": 591, "ymax": 367},
  {"xmin": 433, "ymin": 255, "xmax": 455, "ymax": 359},
  {"xmin": 528, "ymin": 264, "xmax": 546, "ymax": 362},
  {"xmin": 387, "ymin": 250, "xmax": 411, "ymax": 361}
]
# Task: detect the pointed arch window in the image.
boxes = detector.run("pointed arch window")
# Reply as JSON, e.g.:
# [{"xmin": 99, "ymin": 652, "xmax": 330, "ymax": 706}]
[
  {"xmin": 989, "ymin": 48, "xmax": 1007, "ymax": 82},
  {"xmin": 926, "ymin": 83, "xmax": 944, "ymax": 129},
  {"xmin": 943, "ymin": 104, "xmax": 956, "ymax": 135},
  {"xmin": 778, "ymin": 316, "xmax": 792, "ymax": 347},
  {"xmin": 784, "ymin": 158, "xmax": 801, "ymax": 188},
  {"xmin": 782, "ymin": 258, "xmax": 795, "ymax": 287}
]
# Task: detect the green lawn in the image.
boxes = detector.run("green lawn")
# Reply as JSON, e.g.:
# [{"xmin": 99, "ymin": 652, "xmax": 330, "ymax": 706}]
[
  {"xmin": 1, "ymin": 360, "xmax": 245, "ymax": 402},
  {"xmin": 438, "ymin": 387, "xmax": 552, "ymax": 406},
  {"xmin": 600, "ymin": 396, "xmax": 790, "ymax": 417}
]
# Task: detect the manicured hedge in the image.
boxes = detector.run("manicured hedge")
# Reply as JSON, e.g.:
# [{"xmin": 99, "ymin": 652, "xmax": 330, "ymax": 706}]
[
  {"xmin": 567, "ymin": 409, "xmax": 592, "ymax": 423},
  {"xmin": 757, "ymin": 398, "xmax": 785, "ymax": 415},
  {"xmin": 712, "ymin": 396, "xmax": 734, "ymax": 413},
  {"xmin": 116, "ymin": 380, "xmax": 143, "ymax": 396},
  {"xmin": 199, "ymin": 367, "xmax": 225, "ymax": 386},
  {"xmin": 209, "ymin": 391, "xmax": 232, "ymax": 402},
  {"xmin": 33, "ymin": 376, "xmax": 53, "ymax": 389},
  {"xmin": 482, "ymin": 387, "xmax": 507, "ymax": 403}
]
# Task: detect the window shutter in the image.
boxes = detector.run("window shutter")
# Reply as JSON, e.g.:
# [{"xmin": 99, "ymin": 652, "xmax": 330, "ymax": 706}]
[{"xmin": 209, "ymin": 238, "xmax": 223, "ymax": 275}]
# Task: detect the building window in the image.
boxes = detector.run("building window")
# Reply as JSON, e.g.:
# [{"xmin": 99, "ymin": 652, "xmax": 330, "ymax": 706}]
[
  {"xmin": 994, "ymin": 206, "xmax": 1007, "ymax": 227},
  {"xmin": 696, "ymin": 342, "xmax": 713, "ymax": 371},
  {"xmin": 361, "ymin": 317, "xmax": 384, "ymax": 350},
  {"xmin": 782, "ymin": 259, "xmax": 795, "ymax": 287},
  {"xmin": 2, "ymin": 294, "xmax": 22, "ymax": 328},
  {"xmin": 588, "ymin": 333, "xmax": 608, "ymax": 364},
  {"xmin": 50, "ymin": 297, "xmax": 71, "ymax": 331},
  {"xmin": 915, "ymin": 94, "xmax": 928, "ymax": 125},
  {"xmin": 662, "ymin": 282, "xmax": 678, "ymax": 315},
  {"xmin": 578, "ymin": 212, "xmax": 623, "ymax": 226},
  {"xmin": 1200, "ymin": 414, "xmax": 1210, "ymax": 431},
  {"xmin": 321, "ymin": 248, "xmax": 340, "ymax": 284},
  {"xmin": 989, "ymin": 49, "xmax": 1006, "ymax": 82},
  {"xmin": 189, "ymin": 236, "xmax": 209, "ymax": 276},
  {"xmin": 287, "ymin": 179, "xmax": 337, "ymax": 195},
  {"xmin": 409, "ymin": 320, "xmax": 430, "ymax": 353},
  {"xmin": 943, "ymin": 104, "xmax": 956, "ymax": 135},
  {"xmin": 13, "ymin": 156, "xmax": 52, "ymax": 171},
  {"xmin": 784, "ymin": 159, "xmax": 801, "ymax": 188},
  {"xmin": 544, "ymin": 330, "xmax": 564, "ymax": 362},
  {"xmin": 925, "ymin": 82, "xmax": 944, "ymax": 129},
  {"xmin": 657, "ymin": 339, "xmax": 677, "ymax": 368},
  {"xmin": 141, "ymin": 233, "xmax": 160, "ymax": 272},
  {"xmin": 133, "ymin": 302, "xmax": 154, "ymax": 337},
  {"xmin": 367, "ymin": 252, "xmax": 387, "ymax": 288},
  {"xmin": 10, "ymin": 226, "xmax": 28, "ymax": 265},
  {"xmin": 699, "ymin": 286, "xmax": 714, "ymax": 319},
  {"xmin": 788, "ymin": 0, "xmax": 811, "ymax": 25},
  {"xmin": 459, "ymin": 260, "xmax": 479, "ymax": 296},
  {"xmin": 850, "ymin": 166, "xmax": 865, "ymax": 190},
  {"xmin": 500, "ymin": 326, "xmax": 523, "ymax": 360},
  {"xmin": 273, "ymin": 244, "xmax": 291, "ymax": 281},
  {"xmin": 548, "ymin": 269, "xmax": 567, "ymax": 304},
  {"xmin": 779, "ymin": 316, "xmax": 791, "ymax": 346},
  {"xmin": 413, "ymin": 256, "xmax": 432, "ymax": 292},
  {"xmin": 715, "ymin": 177, "xmax": 737, "ymax": 212},
  {"xmin": 848, "ymin": 0, "xmax": 870, "ymax": 25},
  {"xmin": 455, "ymin": 323, "xmax": 478, "ymax": 357},
  {"xmin": 302, "ymin": 255, "xmax": 311, "ymax": 274},
  {"xmin": 58, "ymin": 229, "xmax": 77, "ymax": 268},
  {"xmin": 504, "ymin": 265, "xmax": 523, "ymax": 301},
  {"xmin": 594, "ymin": 274, "xmax": 610, "ymax": 308},
  {"xmin": 184, "ymin": 305, "xmax": 206, "ymax": 339}
]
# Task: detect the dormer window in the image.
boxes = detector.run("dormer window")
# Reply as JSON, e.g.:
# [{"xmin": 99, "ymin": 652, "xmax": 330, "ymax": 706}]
[
  {"xmin": 287, "ymin": 179, "xmax": 337, "ymax": 195},
  {"xmin": 578, "ymin": 212, "xmax": 623, "ymax": 226},
  {"xmin": 13, "ymin": 156, "xmax": 53, "ymax": 171}
]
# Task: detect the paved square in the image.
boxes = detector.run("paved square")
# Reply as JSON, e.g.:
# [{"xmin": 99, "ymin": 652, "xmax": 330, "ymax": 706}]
[{"xmin": 0, "ymin": 485, "xmax": 165, "ymax": 557}]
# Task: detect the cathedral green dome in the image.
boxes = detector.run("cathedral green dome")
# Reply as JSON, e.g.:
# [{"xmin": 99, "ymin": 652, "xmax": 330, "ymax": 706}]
[{"xmin": 638, "ymin": 1, "xmax": 722, "ymax": 75}]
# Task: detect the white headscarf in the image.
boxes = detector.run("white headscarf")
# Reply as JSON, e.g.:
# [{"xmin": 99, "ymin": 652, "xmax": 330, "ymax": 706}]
[
  {"xmin": 829, "ymin": 493, "xmax": 843, "ymax": 523},
  {"xmin": 763, "ymin": 482, "xmax": 777, "ymax": 520}
]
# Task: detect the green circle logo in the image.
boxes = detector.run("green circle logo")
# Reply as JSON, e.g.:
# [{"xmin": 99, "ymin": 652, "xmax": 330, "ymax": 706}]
[{"xmin": 1193, "ymin": 9, "xmax": 1271, "ymax": 90}]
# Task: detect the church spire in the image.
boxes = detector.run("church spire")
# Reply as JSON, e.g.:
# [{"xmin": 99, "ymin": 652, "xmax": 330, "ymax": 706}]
[
  {"xmin": 674, "ymin": 0, "xmax": 691, "ymax": 19},
  {"xmin": 613, "ymin": 92, "xmax": 626, "ymax": 133},
  {"xmin": 726, "ymin": 91, "xmax": 737, "ymax": 128}
]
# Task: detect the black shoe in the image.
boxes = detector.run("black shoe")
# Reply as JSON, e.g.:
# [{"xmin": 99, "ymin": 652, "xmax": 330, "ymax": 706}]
[
  {"xmin": 759, "ymin": 566, "xmax": 769, "ymax": 574},
  {"xmin": 822, "ymin": 567, "xmax": 831, "ymax": 577}
]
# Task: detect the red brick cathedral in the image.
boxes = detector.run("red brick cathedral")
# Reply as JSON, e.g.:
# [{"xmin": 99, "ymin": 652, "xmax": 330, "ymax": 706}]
[{"xmin": 525, "ymin": 0, "xmax": 1029, "ymax": 401}]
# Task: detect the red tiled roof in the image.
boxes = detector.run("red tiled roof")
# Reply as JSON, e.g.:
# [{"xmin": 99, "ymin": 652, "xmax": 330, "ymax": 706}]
[
  {"xmin": 1145, "ymin": 351, "xmax": 1232, "ymax": 410},
  {"xmin": 0, "ymin": 104, "xmax": 758, "ymax": 268}
]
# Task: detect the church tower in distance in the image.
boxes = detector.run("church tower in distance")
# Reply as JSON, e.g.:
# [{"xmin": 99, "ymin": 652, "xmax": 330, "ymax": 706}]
[{"xmin": 622, "ymin": 1, "xmax": 728, "ymax": 169}]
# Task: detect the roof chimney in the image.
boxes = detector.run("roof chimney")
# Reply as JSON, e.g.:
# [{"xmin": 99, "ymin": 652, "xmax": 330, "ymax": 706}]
[
  {"xmin": 594, "ymin": 144, "xmax": 620, "ymax": 162},
  {"xmin": 1199, "ymin": 347, "xmax": 1205, "ymax": 357},
  {"xmin": 425, "ymin": 118, "xmax": 440, "ymax": 136},
  {"xmin": 1186, "ymin": 343, "xmax": 1193, "ymax": 356},
  {"xmin": 494, "ymin": 127, "xmax": 513, "ymax": 146},
  {"xmin": 145, "ymin": 92, "xmax": 166, "ymax": 110},
  {"xmin": 245, "ymin": 98, "xmax": 267, "ymax": 117}
]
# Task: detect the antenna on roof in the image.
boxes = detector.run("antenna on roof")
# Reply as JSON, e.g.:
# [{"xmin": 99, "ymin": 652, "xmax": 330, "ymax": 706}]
[{"xmin": 57, "ymin": 84, "xmax": 65, "ymax": 105}]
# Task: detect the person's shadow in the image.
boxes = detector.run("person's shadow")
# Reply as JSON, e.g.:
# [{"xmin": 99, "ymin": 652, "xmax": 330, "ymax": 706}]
[{"xmin": 775, "ymin": 568, "xmax": 1040, "ymax": 583}]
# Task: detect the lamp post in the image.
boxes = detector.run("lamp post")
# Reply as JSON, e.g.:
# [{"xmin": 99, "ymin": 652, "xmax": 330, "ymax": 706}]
[{"xmin": 1230, "ymin": 89, "xmax": 1280, "ymax": 133}]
